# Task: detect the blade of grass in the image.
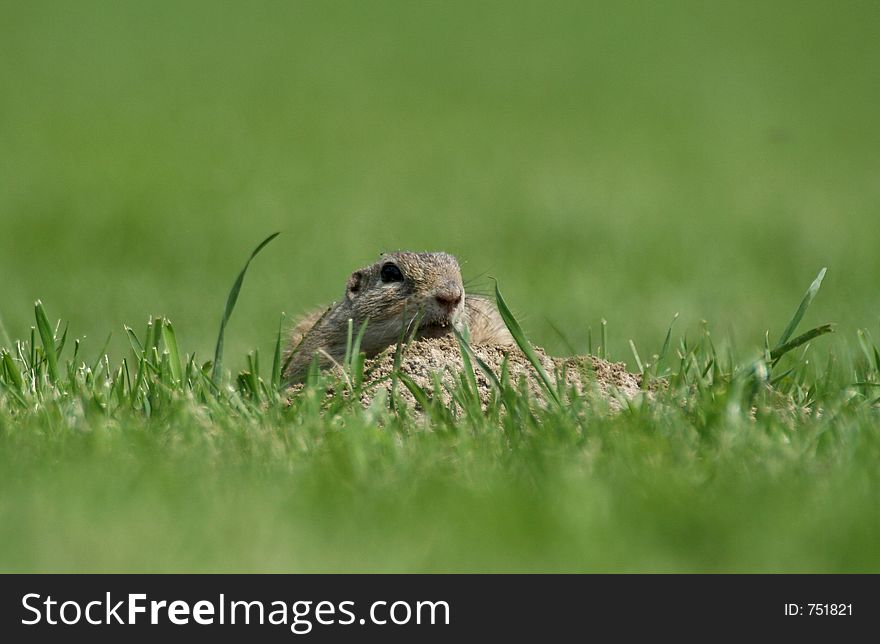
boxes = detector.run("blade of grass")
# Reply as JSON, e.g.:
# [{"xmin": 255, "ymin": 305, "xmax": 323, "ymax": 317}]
[
  {"xmin": 454, "ymin": 328, "xmax": 509, "ymax": 417},
  {"xmin": 34, "ymin": 300, "xmax": 59, "ymax": 383},
  {"xmin": 271, "ymin": 314, "xmax": 284, "ymax": 389},
  {"xmin": 0, "ymin": 314, "xmax": 11, "ymax": 349},
  {"xmin": 546, "ymin": 319, "xmax": 576, "ymax": 355},
  {"xmin": 774, "ymin": 267, "xmax": 827, "ymax": 350},
  {"xmin": 55, "ymin": 321, "xmax": 69, "ymax": 360},
  {"xmin": 212, "ymin": 232, "xmax": 280, "ymax": 385},
  {"xmin": 600, "ymin": 318, "xmax": 608, "ymax": 360},
  {"xmin": 770, "ymin": 324, "xmax": 834, "ymax": 364},
  {"xmin": 494, "ymin": 281, "xmax": 560, "ymax": 405},
  {"xmin": 161, "ymin": 319, "xmax": 183, "ymax": 384},
  {"xmin": 629, "ymin": 339, "xmax": 644, "ymax": 374},
  {"xmin": 453, "ymin": 328, "xmax": 480, "ymax": 403},
  {"xmin": 149, "ymin": 317, "xmax": 162, "ymax": 353},
  {"xmin": 349, "ymin": 320, "xmax": 369, "ymax": 389},
  {"xmin": 1, "ymin": 350, "xmax": 24, "ymax": 392},
  {"xmin": 125, "ymin": 326, "xmax": 145, "ymax": 356},
  {"xmin": 351, "ymin": 319, "xmax": 368, "ymax": 362},
  {"xmin": 654, "ymin": 312, "xmax": 679, "ymax": 376},
  {"xmin": 90, "ymin": 332, "xmax": 114, "ymax": 373},
  {"xmin": 398, "ymin": 372, "xmax": 433, "ymax": 411},
  {"xmin": 343, "ymin": 318, "xmax": 354, "ymax": 369}
]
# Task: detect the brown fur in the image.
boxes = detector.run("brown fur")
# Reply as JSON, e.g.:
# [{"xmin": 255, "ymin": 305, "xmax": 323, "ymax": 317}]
[{"xmin": 283, "ymin": 252, "xmax": 513, "ymax": 381}]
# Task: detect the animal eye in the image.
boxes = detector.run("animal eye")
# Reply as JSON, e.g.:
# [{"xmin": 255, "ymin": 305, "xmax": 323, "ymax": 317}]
[{"xmin": 380, "ymin": 262, "xmax": 404, "ymax": 283}]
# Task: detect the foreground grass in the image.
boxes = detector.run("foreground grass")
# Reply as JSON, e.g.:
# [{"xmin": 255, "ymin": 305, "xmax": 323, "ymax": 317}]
[{"xmin": 2, "ymin": 288, "xmax": 879, "ymax": 572}]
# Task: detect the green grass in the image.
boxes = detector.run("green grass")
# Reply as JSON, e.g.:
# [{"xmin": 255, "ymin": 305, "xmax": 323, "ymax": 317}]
[
  {"xmin": 1, "ymin": 264, "xmax": 878, "ymax": 572},
  {"xmin": 1, "ymin": 0, "xmax": 880, "ymax": 572}
]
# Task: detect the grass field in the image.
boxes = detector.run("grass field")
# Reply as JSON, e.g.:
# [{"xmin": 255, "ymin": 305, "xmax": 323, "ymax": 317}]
[{"xmin": 1, "ymin": 1, "xmax": 879, "ymax": 572}]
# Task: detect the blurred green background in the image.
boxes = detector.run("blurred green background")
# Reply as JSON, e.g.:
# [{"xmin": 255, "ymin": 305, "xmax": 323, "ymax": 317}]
[{"xmin": 2, "ymin": 0, "xmax": 878, "ymax": 365}]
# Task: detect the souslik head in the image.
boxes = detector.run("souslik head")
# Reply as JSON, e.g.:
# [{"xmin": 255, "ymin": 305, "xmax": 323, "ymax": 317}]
[{"xmin": 345, "ymin": 251, "xmax": 466, "ymax": 354}]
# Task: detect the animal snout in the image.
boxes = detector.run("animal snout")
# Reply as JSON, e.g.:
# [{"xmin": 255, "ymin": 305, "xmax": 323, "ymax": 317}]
[{"xmin": 435, "ymin": 285, "xmax": 463, "ymax": 312}]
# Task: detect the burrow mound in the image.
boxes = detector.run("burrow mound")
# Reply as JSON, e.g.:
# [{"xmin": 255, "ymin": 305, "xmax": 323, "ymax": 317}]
[{"xmin": 340, "ymin": 336, "xmax": 643, "ymax": 410}]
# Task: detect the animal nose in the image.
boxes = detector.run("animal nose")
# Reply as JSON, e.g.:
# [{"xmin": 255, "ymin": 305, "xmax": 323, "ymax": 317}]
[{"xmin": 435, "ymin": 286, "xmax": 462, "ymax": 311}]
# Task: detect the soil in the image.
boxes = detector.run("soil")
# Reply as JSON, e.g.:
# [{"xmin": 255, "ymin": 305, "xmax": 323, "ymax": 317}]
[{"xmin": 348, "ymin": 336, "xmax": 643, "ymax": 410}]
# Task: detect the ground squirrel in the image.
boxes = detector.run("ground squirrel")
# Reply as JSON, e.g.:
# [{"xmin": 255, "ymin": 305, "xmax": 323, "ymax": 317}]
[{"xmin": 283, "ymin": 251, "xmax": 514, "ymax": 382}]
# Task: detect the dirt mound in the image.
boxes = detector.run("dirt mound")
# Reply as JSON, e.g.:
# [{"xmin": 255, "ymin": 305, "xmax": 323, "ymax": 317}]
[{"xmin": 357, "ymin": 336, "xmax": 643, "ymax": 410}]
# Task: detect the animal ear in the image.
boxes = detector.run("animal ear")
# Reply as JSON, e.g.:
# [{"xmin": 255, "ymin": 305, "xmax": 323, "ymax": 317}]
[{"xmin": 346, "ymin": 270, "xmax": 363, "ymax": 297}]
